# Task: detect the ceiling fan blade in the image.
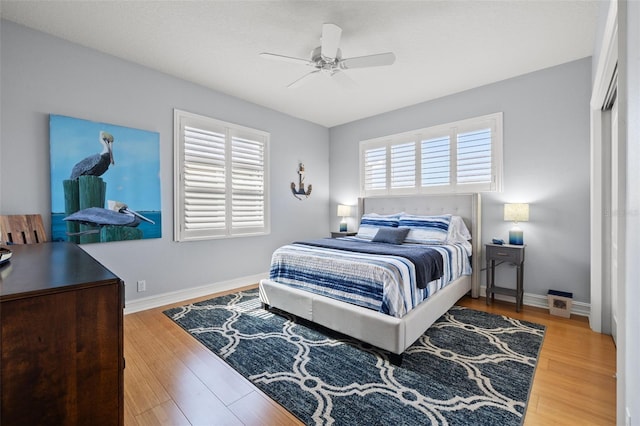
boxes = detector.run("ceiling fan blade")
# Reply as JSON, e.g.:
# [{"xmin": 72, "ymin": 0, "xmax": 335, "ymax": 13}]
[
  {"xmin": 340, "ymin": 52, "xmax": 396, "ymax": 69},
  {"xmin": 321, "ymin": 23, "xmax": 342, "ymax": 61},
  {"xmin": 287, "ymin": 70, "xmax": 321, "ymax": 89},
  {"xmin": 331, "ymin": 70, "xmax": 356, "ymax": 88},
  {"xmin": 259, "ymin": 52, "xmax": 314, "ymax": 67}
]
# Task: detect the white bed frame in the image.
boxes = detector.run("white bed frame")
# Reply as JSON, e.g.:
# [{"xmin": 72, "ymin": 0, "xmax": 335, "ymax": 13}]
[{"xmin": 259, "ymin": 193, "xmax": 481, "ymax": 356}]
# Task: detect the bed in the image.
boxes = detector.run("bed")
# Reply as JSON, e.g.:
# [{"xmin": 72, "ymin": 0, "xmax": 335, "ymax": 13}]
[{"xmin": 259, "ymin": 193, "xmax": 481, "ymax": 357}]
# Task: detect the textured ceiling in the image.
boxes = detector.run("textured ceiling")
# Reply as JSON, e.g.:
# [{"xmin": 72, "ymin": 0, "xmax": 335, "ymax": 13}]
[{"xmin": 0, "ymin": 1, "xmax": 599, "ymax": 127}]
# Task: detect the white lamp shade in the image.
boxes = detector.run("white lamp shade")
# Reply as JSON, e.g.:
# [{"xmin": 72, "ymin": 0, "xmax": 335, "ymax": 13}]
[
  {"xmin": 337, "ymin": 204, "xmax": 351, "ymax": 217},
  {"xmin": 504, "ymin": 203, "xmax": 529, "ymax": 222}
]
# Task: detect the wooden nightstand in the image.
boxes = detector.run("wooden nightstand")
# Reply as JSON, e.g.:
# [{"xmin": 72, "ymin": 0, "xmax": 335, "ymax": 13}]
[
  {"xmin": 485, "ymin": 243, "xmax": 526, "ymax": 312},
  {"xmin": 331, "ymin": 231, "xmax": 357, "ymax": 238}
]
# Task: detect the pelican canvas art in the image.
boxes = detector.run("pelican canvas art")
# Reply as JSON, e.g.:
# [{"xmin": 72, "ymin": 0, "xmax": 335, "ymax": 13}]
[{"xmin": 50, "ymin": 115, "xmax": 161, "ymax": 243}]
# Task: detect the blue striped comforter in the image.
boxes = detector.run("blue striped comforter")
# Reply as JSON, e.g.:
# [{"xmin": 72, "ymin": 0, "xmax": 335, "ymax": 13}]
[{"xmin": 268, "ymin": 238, "xmax": 471, "ymax": 318}]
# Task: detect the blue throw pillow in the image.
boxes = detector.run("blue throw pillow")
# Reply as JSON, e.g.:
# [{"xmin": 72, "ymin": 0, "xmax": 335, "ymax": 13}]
[{"xmin": 372, "ymin": 227, "xmax": 410, "ymax": 244}]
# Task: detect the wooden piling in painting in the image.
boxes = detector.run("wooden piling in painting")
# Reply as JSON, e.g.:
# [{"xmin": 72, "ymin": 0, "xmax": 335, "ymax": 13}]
[
  {"xmin": 62, "ymin": 175, "xmax": 106, "ymax": 244},
  {"xmin": 78, "ymin": 175, "xmax": 106, "ymax": 209},
  {"xmin": 78, "ymin": 176, "xmax": 106, "ymax": 244},
  {"xmin": 62, "ymin": 180, "xmax": 80, "ymax": 243}
]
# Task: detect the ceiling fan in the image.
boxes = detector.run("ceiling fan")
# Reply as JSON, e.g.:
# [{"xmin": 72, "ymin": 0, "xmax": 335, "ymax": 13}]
[{"xmin": 259, "ymin": 23, "xmax": 396, "ymax": 89}]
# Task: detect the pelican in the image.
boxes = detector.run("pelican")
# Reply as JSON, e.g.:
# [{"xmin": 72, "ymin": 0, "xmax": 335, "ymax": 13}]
[
  {"xmin": 70, "ymin": 131, "xmax": 115, "ymax": 179},
  {"xmin": 64, "ymin": 200, "xmax": 154, "ymax": 231}
]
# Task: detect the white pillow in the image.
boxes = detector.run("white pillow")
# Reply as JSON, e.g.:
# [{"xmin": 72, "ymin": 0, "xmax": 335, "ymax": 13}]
[
  {"xmin": 447, "ymin": 215, "xmax": 472, "ymax": 255},
  {"xmin": 447, "ymin": 215, "xmax": 471, "ymax": 243}
]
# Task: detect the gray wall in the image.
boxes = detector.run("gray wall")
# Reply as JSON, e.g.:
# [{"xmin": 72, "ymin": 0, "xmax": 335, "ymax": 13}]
[
  {"xmin": 0, "ymin": 20, "xmax": 330, "ymax": 303},
  {"xmin": 330, "ymin": 58, "xmax": 592, "ymax": 303}
]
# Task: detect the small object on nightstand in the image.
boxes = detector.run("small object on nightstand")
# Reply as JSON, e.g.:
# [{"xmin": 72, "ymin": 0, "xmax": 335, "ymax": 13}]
[
  {"xmin": 485, "ymin": 243, "xmax": 525, "ymax": 312},
  {"xmin": 331, "ymin": 231, "xmax": 357, "ymax": 238},
  {"xmin": 491, "ymin": 238, "xmax": 504, "ymax": 245}
]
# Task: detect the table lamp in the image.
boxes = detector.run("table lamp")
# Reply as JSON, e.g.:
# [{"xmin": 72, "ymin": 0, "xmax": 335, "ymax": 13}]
[
  {"xmin": 504, "ymin": 203, "xmax": 529, "ymax": 245},
  {"xmin": 337, "ymin": 204, "xmax": 351, "ymax": 232}
]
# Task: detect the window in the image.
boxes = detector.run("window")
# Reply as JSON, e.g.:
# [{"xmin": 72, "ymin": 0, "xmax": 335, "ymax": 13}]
[
  {"xmin": 174, "ymin": 109, "xmax": 269, "ymax": 241},
  {"xmin": 360, "ymin": 113, "xmax": 502, "ymax": 196}
]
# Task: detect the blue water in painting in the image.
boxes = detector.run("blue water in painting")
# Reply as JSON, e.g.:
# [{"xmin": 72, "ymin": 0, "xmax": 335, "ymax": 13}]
[{"xmin": 51, "ymin": 211, "xmax": 162, "ymax": 242}]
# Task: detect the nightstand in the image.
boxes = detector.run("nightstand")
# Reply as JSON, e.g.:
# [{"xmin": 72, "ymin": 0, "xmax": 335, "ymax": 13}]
[
  {"xmin": 331, "ymin": 231, "xmax": 357, "ymax": 238},
  {"xmin": 485, "ymin": 243, "xmax": 525, "ymax": 312}
]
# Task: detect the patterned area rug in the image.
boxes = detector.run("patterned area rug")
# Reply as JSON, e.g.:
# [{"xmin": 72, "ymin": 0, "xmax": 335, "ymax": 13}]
[{"xmin": 164, "ymin": 289, "xmax": 545, "ymax": 426}]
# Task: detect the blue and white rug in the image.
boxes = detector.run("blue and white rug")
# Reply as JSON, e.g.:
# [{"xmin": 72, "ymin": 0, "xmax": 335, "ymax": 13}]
[{"xmin": 164, "ymin": 289, "xmax": 545, "ymax": 426}]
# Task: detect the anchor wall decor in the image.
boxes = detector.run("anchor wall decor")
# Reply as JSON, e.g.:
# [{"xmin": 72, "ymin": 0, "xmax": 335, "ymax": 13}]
[{"xmin": 291, "ymin": 163, "xmax": 312, "ymax": 200}]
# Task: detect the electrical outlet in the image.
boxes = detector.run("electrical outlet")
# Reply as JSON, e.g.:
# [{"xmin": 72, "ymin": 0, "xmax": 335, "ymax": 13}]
[{"xmin": 137, "ymin": 280, "xmax": 146, "ymax": 292}]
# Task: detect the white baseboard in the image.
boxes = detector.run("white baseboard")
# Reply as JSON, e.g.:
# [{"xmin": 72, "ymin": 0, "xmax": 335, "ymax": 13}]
[
  {"xmin": 124, "ymin": 273, "xmax": 267, "ymax": 315},
  {"xmin": 479, "ymin": 286, "xmax": 590, "ymax": 317},
  {"xmin": 125, "ymin": 279, "xmax": 591, "ymax": 318}
]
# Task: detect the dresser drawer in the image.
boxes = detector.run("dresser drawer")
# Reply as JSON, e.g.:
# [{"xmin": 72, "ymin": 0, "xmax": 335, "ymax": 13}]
[{"xmin": 486, "ymin": 244, "xmax": 524, "ymax": 264}]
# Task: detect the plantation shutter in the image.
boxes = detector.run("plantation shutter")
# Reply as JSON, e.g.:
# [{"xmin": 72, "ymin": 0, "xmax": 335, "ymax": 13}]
[
  {"xmin": 390, "ymin": 141, "xmax": 415, "ymax": 189},
  {"xmin": 457, "ymin": 128, "xmax": 492, "ymax": 185},
  {"xmin": 231, "ymin": 133, "xmax": 265, "ymax": 232},
  {"xmin": 362, "ymin": 145, "xmax": 387, "ymax": 195},
  {"xmin": 359, "ymin": 112, "xmax": 502, "ymax": 196},
  {"xmin": 421, "ymin": 135, "xmax": 450, "ymax": 187},
  {"xmin": 175, "ymin": 110, "xmax": 270, "ymax": 241},
  {"xmin": 183, "ymin": 125, "xmax": 227, "ymax": 234}
]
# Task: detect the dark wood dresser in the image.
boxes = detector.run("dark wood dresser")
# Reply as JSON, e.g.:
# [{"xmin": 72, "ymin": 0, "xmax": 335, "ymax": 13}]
[{"xmin": 0, "ymin": 242, "xmax": 123, "ymax": 425}]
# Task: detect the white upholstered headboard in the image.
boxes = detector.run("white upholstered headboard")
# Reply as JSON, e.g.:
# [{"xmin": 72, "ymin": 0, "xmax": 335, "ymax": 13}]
[{"xmin": 357, "ymin": 194, "xmax": 482, "ymax": 298}]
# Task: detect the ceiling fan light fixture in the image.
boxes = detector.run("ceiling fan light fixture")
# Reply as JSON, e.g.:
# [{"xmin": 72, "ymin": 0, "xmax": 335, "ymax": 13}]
[{"xmin": 260, "ymin": 23, "xmax": 396, "ymax": 88}]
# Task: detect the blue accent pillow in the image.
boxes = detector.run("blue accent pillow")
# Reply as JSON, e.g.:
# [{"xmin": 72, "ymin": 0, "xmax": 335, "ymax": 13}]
[{"xmin": 372, "ymin": 227, "xmax": 410, "ymax": 244}]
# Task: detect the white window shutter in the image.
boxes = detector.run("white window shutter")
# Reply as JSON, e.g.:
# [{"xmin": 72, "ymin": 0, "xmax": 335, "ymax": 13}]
[
  {"xmin": 363, "ymin": 146, "xmax": 387, "ymax": 195},
  {"xmin": 183, "ymin": 125, "xmax": 227, "ymax": 234},
  {"xmin": 390, "ymin": 141, "xmax": 415, "ymax": 189},
  {"xmin": 174, "ymin": 110, "xmax": 269, "ymax": 241},
  {"xmin": 231, "ymin": 133, "xmax": 265, "ymax": 233},
  {"xmin": 421, "ymin": 135, "xmax": 450, "ymax": 187},
  {"xmin": 359, "ymin": 112, "xmax": 503, "ymax": 196},
  {"xmin": 457, "ymin": 128, "xmax": 492, "ymax": 185}
]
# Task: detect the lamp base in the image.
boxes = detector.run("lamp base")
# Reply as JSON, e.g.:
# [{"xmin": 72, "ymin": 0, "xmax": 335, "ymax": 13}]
[
  {"xmin": 339, "ymin": 221, "xmax": 347, "ymax": 232},
  {"xmin": 509, "ymin": 229, "xmax": 524, "ymax": 245}
]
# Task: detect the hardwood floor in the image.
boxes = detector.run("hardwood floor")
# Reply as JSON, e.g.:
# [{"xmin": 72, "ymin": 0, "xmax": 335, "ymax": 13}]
[
  {"xmin": 457, "ymin": 297, "xmax": 616, "ymax": 426},
  {"xmin": 124, "ymin": 285, "xmax": 616, "ymax": 425}
]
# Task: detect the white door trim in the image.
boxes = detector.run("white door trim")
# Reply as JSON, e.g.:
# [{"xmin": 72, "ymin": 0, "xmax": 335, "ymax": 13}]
[{"xmin": 590, "ymin": 0, "xmax": 618, "ymax": 334}]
